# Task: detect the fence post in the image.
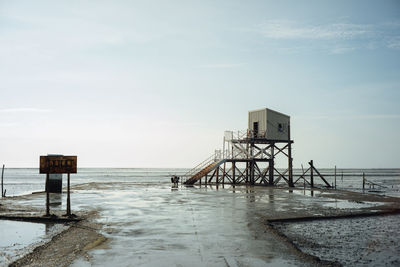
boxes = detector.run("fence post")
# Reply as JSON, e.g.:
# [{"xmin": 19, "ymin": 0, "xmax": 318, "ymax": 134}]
[
  {"xmin": 334, "ymin": 165, "xmax": 337, "ymax": 189},
  {"xmin": 310, "ymin": 160, "xmax": 314, "ymax": 188},
  {"xmin": 362, "ymin": 172, "xmax": 365, "ymax": 191},
  {"xmin": 1, "ymin": 164, "xmax": 4, "ymax": 197}
]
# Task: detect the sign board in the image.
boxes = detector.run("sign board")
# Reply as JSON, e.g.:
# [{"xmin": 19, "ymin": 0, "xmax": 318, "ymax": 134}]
[{"xmin": 40, "ymin": 156, "xmax": 77, "ymax": 174}]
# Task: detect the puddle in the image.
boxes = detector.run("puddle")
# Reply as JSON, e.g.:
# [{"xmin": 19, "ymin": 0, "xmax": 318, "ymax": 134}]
[
  {"xmin": 0, "ymin": 220, "xmax": 66, "ymax": 265},
  {"xmin": 291, "ymin": 189, "xmax": 317, "ymax": 197},
  {"xmin": 323, "ymin": 200, "xmax": 380, "ymax": 209}
]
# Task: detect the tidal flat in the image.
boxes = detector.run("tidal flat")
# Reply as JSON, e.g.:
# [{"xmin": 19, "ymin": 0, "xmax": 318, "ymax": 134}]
[{"xmin": 1, "ymin": 181, "xmax": 400, "ymax": 267}]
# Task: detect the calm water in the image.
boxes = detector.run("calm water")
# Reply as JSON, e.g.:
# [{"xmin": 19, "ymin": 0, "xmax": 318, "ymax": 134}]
[{"xmin": 1, "ymin": 168, "xmax": 399, "ymax": 197}]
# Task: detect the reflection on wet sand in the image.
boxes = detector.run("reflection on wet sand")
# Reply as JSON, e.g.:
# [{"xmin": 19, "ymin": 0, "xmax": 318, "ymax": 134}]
[{"xmin": 2, "ymin": 181, "xmax": 399, "ymax": 267}]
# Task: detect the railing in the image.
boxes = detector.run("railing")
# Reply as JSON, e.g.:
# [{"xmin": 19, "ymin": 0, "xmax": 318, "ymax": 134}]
[
  {"xmin": 225, "ymin": 129, "xmax": 267, "ymax": 141},
  {"xmin": 182, "ymin": 151, "xmax": 221, "ymax": 183}
]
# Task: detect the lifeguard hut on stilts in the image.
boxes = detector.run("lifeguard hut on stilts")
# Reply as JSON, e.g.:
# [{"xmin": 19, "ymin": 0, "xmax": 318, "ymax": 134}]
[{"xmin": 183, "ymin": 108, "xmax": 294, "ymax": 187}]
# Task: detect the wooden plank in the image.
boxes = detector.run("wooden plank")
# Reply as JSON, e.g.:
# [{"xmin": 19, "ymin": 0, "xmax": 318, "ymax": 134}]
[
  {"xmin": 40, "ymin": 156, "xmax": 77, "ymax": 174},
  {"xmin": 312, "ymin": 165, "xmax": 331, "ymax": 188}
]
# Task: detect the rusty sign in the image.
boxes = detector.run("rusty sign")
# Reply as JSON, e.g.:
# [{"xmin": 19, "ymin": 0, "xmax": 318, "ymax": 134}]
[{"xmin": 40, "ymin": 156, "xmax": 77, "ymax": 174}]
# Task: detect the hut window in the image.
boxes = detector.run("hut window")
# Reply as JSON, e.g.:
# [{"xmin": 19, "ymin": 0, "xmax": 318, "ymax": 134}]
[{"xmin": 278, "ymin": 123, "xmax": 283, "ymax": 132}]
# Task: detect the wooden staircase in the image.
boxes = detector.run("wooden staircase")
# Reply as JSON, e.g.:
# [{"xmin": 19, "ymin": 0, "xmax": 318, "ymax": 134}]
[{"xmin": 184, "ymin": 159, "xmax": 226, "ymax": 185}]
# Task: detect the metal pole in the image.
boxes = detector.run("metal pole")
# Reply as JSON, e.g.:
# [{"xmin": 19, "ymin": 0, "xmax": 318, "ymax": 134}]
[
  {"xmin": 67, "ymin": 173, "xmax": 71, "ymax": 216},
  {"xmin": 46, "ymin": 173, "xmax": 50, "ymax": 216},
  {"xmin": 1, "ymin": 164, "xmax": 4, "ymax": 197}
]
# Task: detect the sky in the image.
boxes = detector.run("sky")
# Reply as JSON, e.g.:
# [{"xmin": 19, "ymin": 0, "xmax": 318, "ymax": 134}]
[{"xmin": 0, "ymin": 0, "xmax": 399, "ymax": 168}]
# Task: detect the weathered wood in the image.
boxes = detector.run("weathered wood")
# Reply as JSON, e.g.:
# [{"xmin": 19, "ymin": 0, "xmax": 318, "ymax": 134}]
[
  {"xmin": 288, "ymin": 125, "xmax": 294, "ymax": 187},
  {"xmin": 1, "ymin": 164, "xmax": 4, "ymax": 197},
  {"xmin": 67, "ymin": 173, "xmax": 71, "ymax": 216},
  {"xmin": 46, "ymin": 173, "xmax": 50, "ymax": 216},
  {"xmin": 312, "ymin": 165, "xmax": 331, "ymax": 188},
  {"xmin": 310, "ymin": 160, "xmax": 314, "ymax": 187},
  {"xmin": 232, "ymin": 161, "xmax": 236, "ymax": 184},
  {"xmin": 273, "ymin": 143, "xmax": 289, "ymax": 158},
  {"xmin": 274, "ymin": 168, "xmax": 289, "ymax": 184},
  {"xmin": 40, "ymin": 156, "xmax": 77, "ymax": 174},
  {"xmin": 334, "ymin": 165, "xmax": 337, "ymax": 189},
  {"xmin": 216, "ymin": 166, "xmax": 219, "ymax": 184},
  {"xmin": 362, "ymin": 172, "xmax": 365, "ymax": 190}
]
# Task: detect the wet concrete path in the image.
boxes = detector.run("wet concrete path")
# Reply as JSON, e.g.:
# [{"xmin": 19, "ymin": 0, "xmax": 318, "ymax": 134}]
[{"xmin": 69, "ymin": 184, "xmax": 304, "ymax": 266}]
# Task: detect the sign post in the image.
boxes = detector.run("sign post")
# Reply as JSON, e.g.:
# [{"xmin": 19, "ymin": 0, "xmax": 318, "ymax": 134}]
[
  {"xmin": 67, "ymin": 173, "xmax": 71, "ymax": 216},
  {"xmin": 40, "ymin": 156, "xmax": 77, "ymax": 217}
]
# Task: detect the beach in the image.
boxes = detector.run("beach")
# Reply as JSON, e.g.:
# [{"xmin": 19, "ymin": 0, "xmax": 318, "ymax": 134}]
[{"xmin": 1, "ymin": 169, "xmax": 400, "ymax": 266}]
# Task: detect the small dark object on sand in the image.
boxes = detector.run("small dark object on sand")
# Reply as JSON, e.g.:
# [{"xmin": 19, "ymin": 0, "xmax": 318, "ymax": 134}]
[{"xmin": 171, "ymin": 175, "xmax": 179, "ymax": 186}]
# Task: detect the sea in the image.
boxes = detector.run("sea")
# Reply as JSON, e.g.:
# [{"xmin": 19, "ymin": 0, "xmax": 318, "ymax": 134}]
[{"xmin": 1, "ymin": 168, "xmax": 399, "ymax": 197}]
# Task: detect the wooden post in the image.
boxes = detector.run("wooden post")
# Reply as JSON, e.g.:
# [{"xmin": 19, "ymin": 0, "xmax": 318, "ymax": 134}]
[
  {"xmin": 334, "ymin": 165, "xmax": 337, "ymax": 189},
  {"xmin": 222, "ymin": 162, "xmax": 226, "ymax": 185},
  {"xmin": 301, "ymin": 164, "xmax": 305, "ymax": 189},
  {"xmin": 246, "ymin": 162, "xmax": 249, "ymax": 183},
  {"xmin": 232, "ymin": 161, "xmax": 236, "ymax": 184},
  {"xmin": 268, "ymin": 160, "xmax": 274, "ymax": 185},
  {"xmin": 67, "ymin": 173, "xmax": 71, "ymax": 216},
  {"xmin": 216, "ymin": 166, "xmax": 220, "ymax": 184},
  {"xmin": 46, "ymin": 173, "xmax": 50, "ymax": 216},
  {"xmin": 288, "ymin": 126, "xmax": 294, "ymax": 187},
  {"xmin": 362, "ymin": 172, "xmax": 365, "ymax": 191},
  {"xmin": 269, "ymin": 145, "xmax": 274, "ymax": 185},
  {"xmin": 250, "ymin": 160, "xmax": 255, "ymax": 184},
  {"xmin": 310, "ymin": 160, "xmax": 314, "ymax": 188},
  {"xmin": 1, "ymin": 164, "xmax": 4, "ymax": 197}
]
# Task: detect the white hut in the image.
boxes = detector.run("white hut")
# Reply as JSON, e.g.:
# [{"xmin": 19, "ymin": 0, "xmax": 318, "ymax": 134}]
[{"xmin": 248, "ymin": 108, "xmax": 290, "ymax": 140}]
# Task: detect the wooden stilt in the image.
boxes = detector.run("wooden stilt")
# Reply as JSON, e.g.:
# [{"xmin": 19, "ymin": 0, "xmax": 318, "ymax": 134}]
[
  {"xmin": 67, "ymin": 173, "xmax": 71, "ymax": 216},
  {"xmin": 46, "ymin": 173, "xmax": 50, "ymax": 216},
  {"xmin": 310, "ymin": 160, "xmax": 314, "ymax": 188},
  {"xmin": 334, "ymin": 165, "xmax": 337, "ymax": 189},
  {"xmin": 222, "ymin": 162, "xmax": 226, "ymax": 185},
  {"xmin": 232, "ymin": 161, "xmax": 236, "ymax": 184},
  {"xmin": 1, "ymin": 164, "xmax": 4, "ymax": 197},
  {"xmin": 362, "ymin": 172, "xmax": 365, "ymax": 191},
  {"xmin": 288, "ymin": 126, "xmax": 294, "ymax": 187}
]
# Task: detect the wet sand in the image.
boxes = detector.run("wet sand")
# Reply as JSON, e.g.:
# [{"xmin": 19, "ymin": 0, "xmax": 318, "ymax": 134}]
[{"xmin": 1, "ymin": 183, "xmax": 399, "ymax": 266}]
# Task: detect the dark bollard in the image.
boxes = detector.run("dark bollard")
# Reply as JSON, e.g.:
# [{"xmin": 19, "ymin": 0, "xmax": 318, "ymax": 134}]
[{"xmin": 362, "ymin": 172, "xmax": 365, "ymax": 191}]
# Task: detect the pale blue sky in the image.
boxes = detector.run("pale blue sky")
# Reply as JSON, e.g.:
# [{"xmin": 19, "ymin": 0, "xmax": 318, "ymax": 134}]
[{"xmin": 0, "ymin": 0, "xmax": 399, "ymax": 168}]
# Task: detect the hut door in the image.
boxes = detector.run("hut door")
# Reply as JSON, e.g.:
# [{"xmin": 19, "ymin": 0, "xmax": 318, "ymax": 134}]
[{"xmin": 253, "ymin": 122, "xmax": 259, "ymax": 138}]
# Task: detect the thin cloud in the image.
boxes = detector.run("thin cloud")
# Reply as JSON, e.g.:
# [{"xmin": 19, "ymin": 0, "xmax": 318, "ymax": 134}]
[
  {"xmin": 0, "ymin": 108, "xmax": 52, "ymax": 113},
  {"xmin": 255, "ymin": 20, "xmax": 373, "ymax": 40},
  {"xmin": 199, "ymin": 63, "xmax": 244, "ymax": 69},
  {"xmin": 242, "ymin": 19, "xmax": 400, "ymax": 54},
  {"xmin": 295, "ymin": 114, "xmax": 400, "ymax": 121},
  {"xmin": 387, "ymin": 37, "xmax": 400, "ymax": 50},
  {"xmin": 330, "ymin": 46, "xmax": 357, "ymax": 54}
]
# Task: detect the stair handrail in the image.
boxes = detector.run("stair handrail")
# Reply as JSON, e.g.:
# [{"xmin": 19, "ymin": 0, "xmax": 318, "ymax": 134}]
[{"xmin": 183, "ymin": 154, "xmax": 218, "ymax": 181}]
